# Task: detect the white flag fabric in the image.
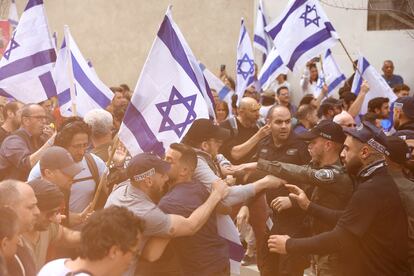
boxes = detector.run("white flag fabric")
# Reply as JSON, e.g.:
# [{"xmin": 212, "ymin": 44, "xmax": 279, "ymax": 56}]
[
  {"xmin": 0, "ymin": 0, "xmax": 56, "ymax": 103},
  {"xmin": 200, "ymin": 63, "xmax": 234, "ymax": 115},
  {"xmin": 119, "ymin": 7, "xmax": 210, "ymax": 158},
  {"xmin": 351, "ymin": 55, "xmax": 397, "ymax": 115},
  {"xmin": 253, "ymin": 0, "xmax": 270, "ymax": 59},
  {"xmin": 313, "ymin": 49, "xmax": 345, "ymax": 97},
  {"xmin": 53, "ymin": 29, "xmax": 114, "ymax": 117},
  {"xmin": 236, "ymin": 19, "xmax": 255, "ymax": 102},
  {"xmin": 265, "ymin": 0, "xmax": 339, "ymax": 72},
  {"xmin": 8, "ymin": 0, "xmax": 19, "ymax": 30},
  {"xmin": 258, "ymin": 46, "xmax": 288, "ymax": 90}
]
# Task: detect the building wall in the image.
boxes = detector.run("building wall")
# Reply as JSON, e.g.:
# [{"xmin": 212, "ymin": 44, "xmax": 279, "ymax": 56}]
[{"xmin": 13, "ymin": 0, "xmax": 253, "ymax": 89}]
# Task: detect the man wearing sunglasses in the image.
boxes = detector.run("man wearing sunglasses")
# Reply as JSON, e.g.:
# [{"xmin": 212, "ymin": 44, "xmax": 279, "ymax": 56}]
[
  {"xmin": 0, "ymin": 104, "xmax": 55, "ymax": 181},
  {"xmin": 23, "ymin": 179, "xmax": 81, "ymax": 272}
]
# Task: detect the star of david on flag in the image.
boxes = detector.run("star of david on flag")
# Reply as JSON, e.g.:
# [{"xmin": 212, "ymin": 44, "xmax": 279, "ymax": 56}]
[
  {"xmin": 235, "ymin": 18, "xmax": 255, "ymax": 103},
  {"xmin": 3, "ymin": 32, "xmax": 19, "ymax": 60},
  {"xmin": 118, "ymin": 6, "xmax": 210, "ymax": 158},
  {"xmin": 156, "ymin": 86, "xmax": 197, "ymax": 137},
  {"xmin": 265, "ymin": 0, "xmax": 339, "ymax": 72}
]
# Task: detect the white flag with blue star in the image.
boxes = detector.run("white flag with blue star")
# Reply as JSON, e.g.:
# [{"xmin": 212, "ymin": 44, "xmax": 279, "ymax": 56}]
[
  {"xmin": 313, "ymin": 49, "xmax": 345, "ymax": 97},
  {"xmin": 258, "ymin": 46, "xmax": 288, "ymax": 90},
  {"xmin": 0, "ymin": 0, "xmax": 56, "ymax": 103},
  {"xmin": 265, "ymin": 0, "xmax": 339, "ymax": 72},
  {"xmin": 253, "ymin": 0, "xmax": 271, "ymax": 61},
  {"xmin": 236, "ymin": 18, "xmax": 255, "ymax": 103},
  {"xmin": 119, "ymin": 7, "xmax": 210, "ymax": 157},
  {"xmin": 351, "ymin": 55, "xmax": 397, "ymax": 115},
  {"xmin": 53, "ymin": 27, "xmax": 114, "ymax": 117}
]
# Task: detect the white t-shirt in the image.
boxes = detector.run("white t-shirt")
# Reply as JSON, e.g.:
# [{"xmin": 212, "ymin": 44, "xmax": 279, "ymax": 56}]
[
  {"xmin": 28, "ymin": 153, "xmax": 106, "ymax": 213},
  {"xmin": 38, "ymin": 258, "xmax": 83, "ymax": 276}
]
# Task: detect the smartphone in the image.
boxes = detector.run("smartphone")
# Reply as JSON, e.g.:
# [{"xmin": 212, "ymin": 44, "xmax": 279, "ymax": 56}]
[{"xmin": 220, "ymin": 64, "xmax": 226, "ymax": 72}]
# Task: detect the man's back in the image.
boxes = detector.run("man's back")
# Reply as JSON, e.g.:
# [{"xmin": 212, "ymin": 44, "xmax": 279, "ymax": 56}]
[
  {"xmin": 337, "ymin": 162, "xmax": 408, "ymax": 275},
  {"xmin": 158, "ymin": 181, "xmax": 229, "ymax": 276}
]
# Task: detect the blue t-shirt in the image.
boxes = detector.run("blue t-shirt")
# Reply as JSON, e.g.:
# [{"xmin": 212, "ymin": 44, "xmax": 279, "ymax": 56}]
[
  {"xmin": 158, "ymin": 181, "xmax": 229, "ymax": 276},
  {"xmin": 382, "ymin": 74, "xmax": 404, "ymax": 88}
]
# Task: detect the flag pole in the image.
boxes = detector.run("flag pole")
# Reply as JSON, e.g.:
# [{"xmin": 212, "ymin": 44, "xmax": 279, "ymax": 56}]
[
  {"xmin": 338, "ymin": 39, "xmax": 361, "ymax": 75},
  {"xmin": 90, "ymin": 136, "xmax": 120, "ymax": 210},
  {"xmin": 63, "ymin": 25, "xmax": 77, "ymax": 116}
]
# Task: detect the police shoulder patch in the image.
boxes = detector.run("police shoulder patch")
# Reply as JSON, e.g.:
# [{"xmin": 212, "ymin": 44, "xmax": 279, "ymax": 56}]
[{"xmin": 314, "ymin": 169, "xmax": 334, "ymax": 181}]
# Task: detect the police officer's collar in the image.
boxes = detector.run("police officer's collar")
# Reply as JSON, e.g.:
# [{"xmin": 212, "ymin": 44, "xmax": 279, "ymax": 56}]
[{"xmin": 357, "ymin": 160, "xmax": 387, "ymax": 179}]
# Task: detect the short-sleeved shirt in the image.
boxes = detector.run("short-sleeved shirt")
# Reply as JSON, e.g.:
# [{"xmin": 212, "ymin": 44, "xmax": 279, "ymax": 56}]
[
  {"xmin": 337, "ymin": 161, "xmax": 408, "ymax": 275},
  {"xmin": 382, "ymin": 74, "xmax": 404, "ymax": 88},
  {"xmin": 105, "ymin": 181, "xmax": 171, "ymax": 237},
  {"xmin": 158, "ymin": 181, "xmax": 229, "ymax": 276},
  {"xmin": 28, "ymin": 153, "xmax": 106, "ymax": 214},
  {"xmin": 37, "ymin": 258, "xmax": 72, "ymax": 276},
  {"xmin": 23, "ymin": 223, "xmax": 60, "ymax": 271}
]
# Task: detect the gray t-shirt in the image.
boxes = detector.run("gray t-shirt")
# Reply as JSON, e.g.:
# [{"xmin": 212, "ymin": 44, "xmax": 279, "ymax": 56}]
[{"xmin": 105, "ymin": 181, "xmax": 171, "ymax": 237}]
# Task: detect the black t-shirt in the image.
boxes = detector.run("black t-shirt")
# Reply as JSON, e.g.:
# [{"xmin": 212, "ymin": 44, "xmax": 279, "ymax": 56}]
[
  {"xmin": 220, "ymin": 118, "xmax": 259, "ymax": 165},
  {"xmin": 158, "ymin": 181, "xmax": 229, "ymax": 276},
  {"xmin": 336, "ymin": 162, "xmax": 409, "ymax": 275},
  {"xmin": 256, "ymin": 133, "xmax": 311, "ymax": 235}
]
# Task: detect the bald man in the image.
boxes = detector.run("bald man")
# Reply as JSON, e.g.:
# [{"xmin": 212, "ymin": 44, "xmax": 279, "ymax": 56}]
[
  {"xmin": 333, "ymin": 111, "xmax": 356, "ymax": 129},
  {"xmin": 220, "ymin": 97, "xmax": 269, "ymax": 164},
  {"xmin": 0, "ymin": 180, "xmax": 40, "ymax": 276}
]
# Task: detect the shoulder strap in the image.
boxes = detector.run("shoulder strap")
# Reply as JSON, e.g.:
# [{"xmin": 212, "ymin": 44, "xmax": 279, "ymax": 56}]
[{"xmin": 85, "ymin": 153, "xmax": 100, "ymax": 193}]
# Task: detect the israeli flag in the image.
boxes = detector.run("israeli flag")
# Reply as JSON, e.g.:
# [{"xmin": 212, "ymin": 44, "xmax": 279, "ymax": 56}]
[
  {"xmin": 253, "ymin": 0, "xmax": 271, "ymax": 61},
  {"xmin": 236, "ymin": 18, "xmax": 255, "ymax": 102},
  {"xmin": 266, "ymin": 0, "xmax": 339, "ymax": 72},
  {"xmin": 8, "ymin": 0, "xmax": 19, "ymax": 30},
  {"xmin": 258, "ymin": 46, "xmax": 288, "ymax": 90},
  {"xmin": 0, "ymin": 0, "xmax": 56, "ymax": 103},
  {"xmin": 351, "ymin": 55, "xmax": 397, "ymax": 115},
  {"xmin": 200, "ymin": 63, "xmax": 233, "ymax": 104},
  {"xmin": 119, "ymin": 7, "xmax": 210, "ymax": 158},
  {"xmin": 53, "ymin": 27, "xmax": 113, "ymax": 117}
]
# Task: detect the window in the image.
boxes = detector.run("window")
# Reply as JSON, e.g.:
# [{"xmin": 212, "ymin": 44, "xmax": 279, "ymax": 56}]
[{"xmin": 367, "ymin": 0, "xmax": 414, "ymax": 30}]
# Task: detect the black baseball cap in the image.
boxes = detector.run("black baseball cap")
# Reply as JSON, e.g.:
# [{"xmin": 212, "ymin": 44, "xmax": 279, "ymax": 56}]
[
  {"xmin": 40, "ymin": 146, "xmax": 83, "ymax": 178},
  {"xmin": 181, "ymin": 119, "xmax": 230, "ymax": 145},
  {"xmin": 29, "ymin": 179, "xmax": 64, "ymax": 212},
  {"xmin": 344, "ymin": 121, "xmax": 390, "ymax": 156},
  {"xmin": 127, "ymin": 152, "xmax": 171, "ymax": 182},
  {"xmin": 385, "ymin": 136, "xmax": 411, "ymax": 165},
  {"xmin": 298, "ymin": 120, "xmax": 346, "ymax": 144},
  {"xmin": 394, "ymin": 96, "xmax": 414, "ymax": 119}
]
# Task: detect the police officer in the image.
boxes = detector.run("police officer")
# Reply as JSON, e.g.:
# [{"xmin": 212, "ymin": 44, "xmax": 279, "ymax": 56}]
[
  {"xmin": 255, "ymin": 105, "xmax": 311, "ymax": 276},
  {"xmin": 258, "ymin": 120, "xmax": 353, "ymax": 275},
  {"xmin": 267, "ymin": 121, "xmax": 409, "ymax": 276}
]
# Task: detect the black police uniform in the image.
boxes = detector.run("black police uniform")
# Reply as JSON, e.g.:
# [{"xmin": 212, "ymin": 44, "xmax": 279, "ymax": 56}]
[
  {"xmin": 286, "ymin": 160, "xmax": 409, "ymax": 276},
  {"xmin": 255, "ymin": 133, "xmax": 311, "ymax": 276}
]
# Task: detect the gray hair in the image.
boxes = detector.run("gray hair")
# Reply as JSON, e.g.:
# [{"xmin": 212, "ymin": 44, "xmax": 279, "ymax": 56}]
[
  {"xmin": 0, "ymin": 180, "xmax": 21, "ymax": 206},
  {"xmin": 84, "ymin": 109, "xmax": 113, "ymax": 139}
]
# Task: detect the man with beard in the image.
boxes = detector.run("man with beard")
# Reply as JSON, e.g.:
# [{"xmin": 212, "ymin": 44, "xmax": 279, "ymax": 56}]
[
  {"xmin": 268, "ymin": 121, "xmax": 409, "ymax": 275},
  {"xmin": 257, "ymin": 120, "xmax": 353, "ymax": 275},
  {"xmin": 393, "ymin": 96, "xmax": 414, "ymax": 139},
  {"xmin": 105, "ymin": 152, "xmax": 230, "ymax": 276},
  {"xmin": 0, "ymin": 101, "xmax": 23, "ymax": 144},
  {"xmin": 23, "ymin": 179, "xmax": 80, "ymax": 271}
]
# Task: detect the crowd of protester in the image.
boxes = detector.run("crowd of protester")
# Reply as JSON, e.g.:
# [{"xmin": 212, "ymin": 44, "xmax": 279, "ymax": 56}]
[{"xmin": 0, "ymin": 59, "xmax": 413, "ymax": 276}]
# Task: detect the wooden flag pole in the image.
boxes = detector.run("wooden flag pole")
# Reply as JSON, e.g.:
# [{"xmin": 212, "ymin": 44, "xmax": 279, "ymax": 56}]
[
  {"xmin": 90, "ymin": 136, "xmax": 120, "ymax": 210},
  {"xmin": 338, "ymin": 38, "xmax": 361, "ymax": 75},
  {"xmin": 63, "ymin": 25, "xmax": 77, "ymax": 116}
]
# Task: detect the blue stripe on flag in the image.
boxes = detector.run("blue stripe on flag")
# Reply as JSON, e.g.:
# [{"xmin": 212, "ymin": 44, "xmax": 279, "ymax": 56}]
[
  {"xmin": 58, "ymin": 88, "xmax": 71, "ymax": 106},
  {"xmin": 39, "ymin": 71, "xmax": 57, "ymax": 99},
  {"xmin": 158, "ymin": 16, "xmax": 203, "ymax": 95},
  {"xmin": 71, "ymin": 54, "xmax": 111, "ymax": 109},
  {"xmin": 286, "ymin": 22, "xmax": 336, "ymax": 70},
  {"xmin": 327, "ymin": 74, "xmax": 346, "ymax": 93},
  {"xmin": 0, "ymin": 49, "xmax": 56, "ymax": 81},
  {"xmin": 325, "ymin": 48, "xmax": 332, "ymax": 58},
  {"xmin": 259, "ymin": 55, "xmax": 284, "ymax": 86},
  {"xmin": 267, "ymin": 0, "xmax": 307, "ymax": 39},
  {"xmin": 8, "ymin": 19, "xmax": 18, "ymax": 26},
  {"xmin": 226, "ymin": 239, "xmax": 245, "ymax": 262},
  {"xmin": 0, "ymin": 88, "xmax": 13, "ymax": 98},
  {"xmin": 239, "ymin": 27, "xmax": 247, "ymax": 46},
  {"xmin": 354, "ymin": 58, "xmax": 370, "ymax": 95},
  {"xmin": 123, "ymin": 104, "xmax": 165, "ymax": 156},
  {"xmin": 218, "ymin": 86, "xmax": 231, "ymax": 100},
  {"xmin": 253, "ymin": 35, "xmax": 267, "ymax": 49},
  {"xmin": 24, "ymin": 0, "xmax": 43, "ymax": 11}
]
